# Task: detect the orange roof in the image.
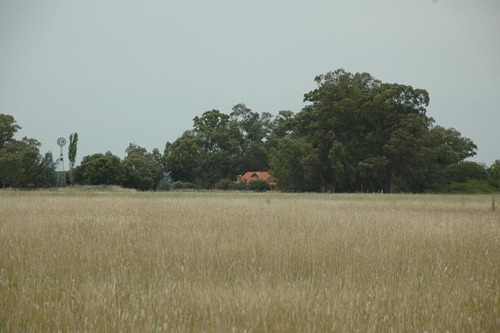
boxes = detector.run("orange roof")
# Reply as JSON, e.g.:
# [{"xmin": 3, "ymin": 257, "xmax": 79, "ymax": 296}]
[{"xmin": 240, "ymin": 171, "xmax": 276, "ymax": 184}]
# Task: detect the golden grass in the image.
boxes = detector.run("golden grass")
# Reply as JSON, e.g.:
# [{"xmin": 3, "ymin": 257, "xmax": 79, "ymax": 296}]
[{"xmin": 1, "ymin": 190, "xmax": 499, "ymax": 332}]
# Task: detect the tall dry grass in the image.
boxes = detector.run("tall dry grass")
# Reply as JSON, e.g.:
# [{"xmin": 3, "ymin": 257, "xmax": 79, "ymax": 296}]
[{"xmin": 1, "ymin": 190, "xmax": 499, "ymax": 331}]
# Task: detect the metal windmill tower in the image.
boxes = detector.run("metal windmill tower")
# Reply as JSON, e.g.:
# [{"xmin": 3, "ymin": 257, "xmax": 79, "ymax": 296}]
[{"xmin": 56, "ymin": 137, "xmax": 67, "ymax": 187}]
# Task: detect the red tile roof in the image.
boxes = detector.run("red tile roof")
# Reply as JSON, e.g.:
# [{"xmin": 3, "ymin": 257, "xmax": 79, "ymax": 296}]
[{"xmin": 240, "ymin": 171, "xmax": 276, "ymax": 186}]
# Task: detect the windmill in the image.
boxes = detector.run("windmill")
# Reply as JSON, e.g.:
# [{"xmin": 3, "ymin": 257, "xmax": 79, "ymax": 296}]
[{"xmin": 56, "ymin": 137, "xmax": 67, "ymax": 187}]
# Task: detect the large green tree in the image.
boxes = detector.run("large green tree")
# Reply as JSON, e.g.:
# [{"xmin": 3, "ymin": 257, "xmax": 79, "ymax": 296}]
[
  {"xmin": 159, "ymin": 71, "xmax": 478, "ymax": 193},
  {"xmin": 229, "ymin": 103, "xmax": 273, "ymax": 172},
  {"xmin": 164, "ymin": 105, "xmax": 283, "ymax": 188},
  {"xmin": 269, "ymin": 137, "xmax": 319, "ymax": 191},
  {"xmin": 425, "ymin": 126, "xmax": 477, "ymax": 165},
  {"xmin": 74, "ymin": 152, "xmax": 121, "ymax": 185},
  {"xmin": 164, "ymin": 131, "xmax": 200, "ymax": 183},
  {"xmin": 266, "ymin": 110, "xmax": 296, "ymax": 150},
  {"xmin": 192, "ymin": 110, "xmax": 242, "ymax": 188},
  {"xmin": 0, "ymin": 114, "xmax": 20, "ymax": 148},
  {"xmin": 0, "ymin": 138, "xmax": 55, "ymax": 188},
  {"xmin": 0, "ymin": 114, "xmax": 55, "ymax": 188},
  {"xmin": 120, "ymin": 143, "xmax": 165, "ymax": 190},
  {"xmin": 270, "ymin": 69, "xmax": 477, "ymax": 193},
  {"xmin": 412, "ymin": 126, "xmax": 478, "ymax": 191}
]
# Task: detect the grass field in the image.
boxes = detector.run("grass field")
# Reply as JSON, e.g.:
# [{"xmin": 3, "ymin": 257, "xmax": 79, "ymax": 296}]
[{"xmin": 1, "ymin": 190, "xmax": 499, "ymax": 332}]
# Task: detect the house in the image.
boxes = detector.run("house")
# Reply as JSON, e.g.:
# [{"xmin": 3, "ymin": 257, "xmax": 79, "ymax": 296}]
[{"xmin": 237, "ymin": 171, "xmax": 277, "ymax": 190}]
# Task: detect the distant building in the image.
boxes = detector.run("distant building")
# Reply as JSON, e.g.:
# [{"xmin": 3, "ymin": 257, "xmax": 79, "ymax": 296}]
[{"xmin": 237, "ymin": 171, "xmax": 277, "ymax": 190}]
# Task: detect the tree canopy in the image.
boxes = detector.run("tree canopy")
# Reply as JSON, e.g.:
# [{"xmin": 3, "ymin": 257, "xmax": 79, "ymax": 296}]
[
  {"xmin": 269, "ymin": 69, "xmax": 477, "ymax": 192},
  {"xmin": 161, "ymin": 69, "xmax": 483, "ymax": 192},
  {"xmin": 1, "ymin": 69, "xmax": 495, "ymax": 192},
  {"xmin": 0, "ymin": 114, "xmax": 55, "ymax": 188}
]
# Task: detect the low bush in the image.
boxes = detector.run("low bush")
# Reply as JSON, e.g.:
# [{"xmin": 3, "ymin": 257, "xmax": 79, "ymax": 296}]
[
  {"xmin": 233, "ymin": 182, "xmax": 248, "ymax": 191},
  {"xmin": 248, "ymin": 180, "xmax": 270, "ymax": 192},
  {"xmin": 442, "ymin": 179, "xmax": 493, "ymax": 194},
  {"xmin": 214, "ymin": 178, "xmax": 233, "ymax": 190},
  {"xmin": 171, "ymin": 181, "xmax": 197, "ymax": 190}
]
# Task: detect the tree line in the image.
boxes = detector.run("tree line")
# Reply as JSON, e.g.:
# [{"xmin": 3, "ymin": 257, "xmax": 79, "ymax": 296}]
[
  {"xmin": 0, "ymin": 114, "xmax": 55, "ymax": 188},
  {"xmin": 1, "ymin": 69, "xmax": 499, "ymax": 192}
]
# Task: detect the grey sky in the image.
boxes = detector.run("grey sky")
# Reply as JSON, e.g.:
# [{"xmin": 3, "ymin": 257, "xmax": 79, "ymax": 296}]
[{"xmin": 1, "ymin": 0, "xmax": 499, "ymax": 165}]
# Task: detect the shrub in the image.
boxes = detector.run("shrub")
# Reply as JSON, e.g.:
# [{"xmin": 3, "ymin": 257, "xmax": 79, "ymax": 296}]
[
  {"xmin": 441, "ymin": 161, "xmax": 489, "ymax": 184},
  {"xmin": 248, "ymin": 180, "xmax": 271, "ymax": 192},
  {"xmin": 233, "ymin": 182, "xmax": 248, "ymax": 191},
  {"xmin": 171, "ymin": 181, "xmax": 197, "ymax": 190},
  {"xmin": 445, "ymin": 180, "xmax": 493, "ymax": 194},
  {"xmin": 214, "ymin": 178, "xmax": 233, "ymax": 190}
]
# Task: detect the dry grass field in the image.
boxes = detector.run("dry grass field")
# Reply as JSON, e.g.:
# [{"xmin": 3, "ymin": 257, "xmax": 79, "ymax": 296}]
[{"xmin": 1, "ymin": 190, "xmax": 499, "ymax": 332}]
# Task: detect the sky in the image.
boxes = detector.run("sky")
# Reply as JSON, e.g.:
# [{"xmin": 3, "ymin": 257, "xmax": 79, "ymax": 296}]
[{"xmin": 1, "ymin": 0, "xmax": 499, "ymax": 166}]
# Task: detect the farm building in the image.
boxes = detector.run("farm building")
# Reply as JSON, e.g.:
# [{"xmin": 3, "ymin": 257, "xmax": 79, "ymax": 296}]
[{"xmin": 237, "ymin": 171, "xmax": 277, "ymax": 190}]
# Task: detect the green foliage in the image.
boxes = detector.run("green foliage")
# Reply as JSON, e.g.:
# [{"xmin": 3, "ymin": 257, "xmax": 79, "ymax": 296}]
[
  {"xmin": 165, "ymin": 105, "xmax": 277, "ymax": 189},
  {"xmin": 120, "ymin": 157, "xmax": 154, "ymax": 191},
  {"xmin": 426, "ymin": 126, "xmax": 477, "ymax": 164},
  {"xmin": 193, "ymin": 110, "xmax": 242, "ymax": 188},
  {"xmin": 488, "ymin": 160, "xmax": 500, "ymax": 190},
  {"xmin": 439, "ymin": 161, "xmax": 488, "ymax": 185},
  {"xmin": 6, "ymin": 138, "xmax": 56, "ymax": 188},
  {"xmin": 440, "ymin": 180, "xmax": 493, "ymax": 194},
  {"xmin": 68, "ymin": 133, "xmax": 79, "ymax": 164},
  {"xmin": 230, "ymin": 104, "xmax": 272, "ymax": 172},
  {"xmin": 0, "ymin": 115, "xmax": 55, "ymax": 188},
  {"xmin": 0, "ymin": 114, "xmax": 21, "ymax": 148},
  {"xmin": 1, "ymin": 71, "xmax": 488, "ymax": 193},
  {"xmin": 70, "ymin": 144, "xmax": 166, "ymax": 191},
  {"xmin": 296, "ymin": 70, "xmax": 434, "ymax": 192},
  {"xmin": 431, "ymin": 160, "xmax": 498, "ymax": 194},
  {"xmin": 164, "ymin": 132, "xmax": 200, "ymax": 184},
  {"xmin": 171, "ymin": 181, "xmax": 197, "ymax": 190},
  {"xmin": 74, "ymin": 152, "xmax": 121, "ymax": 185},
  {"xmin": 233, "ymin": 181, "xmax": 248, "ymax": 191},
  {"xmin": 266, "ymin": 110, "xmax": 295, "ymax": 150},
  {"xmin": 68, "ymin": 132, "xmax": 78, "ymax": 185},
  {"xmin": 120, "ymin": 144, "xmax": 166, "ymax": 191},
  {"xmin": 269, "ymin": 69, "xmax": 478, "ymax": 193},
  {"xmin": 214, "ymin": 178, "xmax": 233, "ymax": 190},
  {"xmin": 248, "ymin": 179, "xmax": 271, "ymax": 192},
  {"xmin": 269, "ymin": 137, "xmax": 321, "ymax": 192}
]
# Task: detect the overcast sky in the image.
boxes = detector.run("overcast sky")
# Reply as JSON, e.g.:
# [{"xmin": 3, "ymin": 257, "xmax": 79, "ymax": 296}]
[{"xmin": 1, "ymin": 0, "xmax": 499, "ymax": 165}]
